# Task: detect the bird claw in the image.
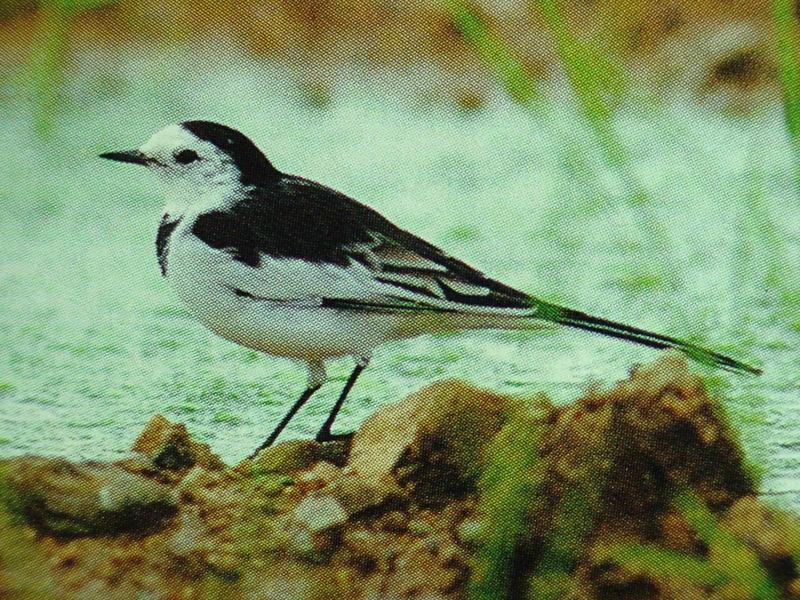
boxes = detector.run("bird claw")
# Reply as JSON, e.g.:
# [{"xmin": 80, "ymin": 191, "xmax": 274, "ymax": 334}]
[{"xmin": 314, "ymin": 429, "xmax": 353, "ymax": 444}]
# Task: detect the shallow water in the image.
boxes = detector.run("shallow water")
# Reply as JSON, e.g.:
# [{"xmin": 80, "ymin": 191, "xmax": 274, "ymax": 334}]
[{"xmin": 1, "ymin": 50, "xmax": 798, "ymax": 507}]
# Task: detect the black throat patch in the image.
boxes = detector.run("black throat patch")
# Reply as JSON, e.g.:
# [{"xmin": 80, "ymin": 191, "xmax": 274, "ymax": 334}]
[{"xmin": 156, "ymin": 215, "xmax": 182, "ymax": 276}]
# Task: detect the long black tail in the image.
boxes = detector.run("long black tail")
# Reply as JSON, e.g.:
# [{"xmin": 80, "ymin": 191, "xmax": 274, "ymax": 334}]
[{"xmin": 534, "ymin": 301, "xmax": 762, "ymax": 375}]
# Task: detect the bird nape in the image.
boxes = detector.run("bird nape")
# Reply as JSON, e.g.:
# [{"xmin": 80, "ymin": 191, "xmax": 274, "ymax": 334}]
[{"xmin": 98, "ymin": 119, "xmax": 762, "ymax": 459}]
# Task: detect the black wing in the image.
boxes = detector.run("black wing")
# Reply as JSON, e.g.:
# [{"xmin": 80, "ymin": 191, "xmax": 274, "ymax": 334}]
[{"xmin": 190, "ymin": 175, "xmax": 532, "ymax": 311}]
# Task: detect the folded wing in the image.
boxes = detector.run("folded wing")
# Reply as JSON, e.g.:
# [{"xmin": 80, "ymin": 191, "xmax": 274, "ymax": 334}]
[{"xmin": 196, "ymin": 175, "xmax": 536, "ymax": 316}]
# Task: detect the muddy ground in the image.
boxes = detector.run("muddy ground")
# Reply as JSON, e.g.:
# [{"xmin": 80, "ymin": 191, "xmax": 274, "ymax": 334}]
[{"xmin": 2, "ymin": 354, "xmax": 799, "ymax": 599}]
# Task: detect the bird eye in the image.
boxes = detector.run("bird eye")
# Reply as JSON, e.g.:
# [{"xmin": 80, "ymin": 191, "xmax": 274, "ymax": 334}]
[{"xmin": 174, "ymin": 149, "xmax": 200, "ymax": 164}]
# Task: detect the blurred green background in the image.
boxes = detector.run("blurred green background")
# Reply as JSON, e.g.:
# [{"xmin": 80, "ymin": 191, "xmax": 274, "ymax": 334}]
[{"xmin": 0, "ymin": 0, "xmax": 798, "ymax": 508}]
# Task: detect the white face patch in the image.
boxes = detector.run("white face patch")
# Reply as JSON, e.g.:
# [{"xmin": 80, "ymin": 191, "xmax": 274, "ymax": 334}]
[
  {"xmin": 138, "ymin": 124, "xmax": 244, "ymax": 216},
  {"xmin": 139, "ymin": 124, "xmax": 196, "ymax": 158}
]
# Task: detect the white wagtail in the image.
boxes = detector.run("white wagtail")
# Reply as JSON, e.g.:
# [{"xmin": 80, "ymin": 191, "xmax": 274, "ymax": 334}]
[{"xmin": 100, "ymin": 120, "xmax": 761, "ymax": 456}]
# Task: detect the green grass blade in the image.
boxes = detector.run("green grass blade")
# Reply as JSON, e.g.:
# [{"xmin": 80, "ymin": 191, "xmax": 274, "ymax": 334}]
[
  {"xmin": 770, "ymin": 0, "xmax": 800, "ymax": 145},
  {"xmin": 674, "ymin": 488, "xmax": 780, "ymax": 600},
  {"xmin": 443, "ymin": 0, "xmax": 539, "ymax": 106},
  {"xmin": 468, "ymin": 410, "xmax": 547, "ymax": 600},
  {"xmin": 29, "ymin": 7, "xmax": 70, "ymax": 136},
  {"xmin": 527, "ymin": 484, "xmax": 600, "ymax": 599},
  {"xmin": 603, "ymin": 543, "xmax": 728, "ymax": 588},
  {"xmin": 532, "ymin": 0, "xmax": 626, "ymax": 165},
  {"xmin": 28, "ymin": 0, "xmax": 118, "ymax": 136}
]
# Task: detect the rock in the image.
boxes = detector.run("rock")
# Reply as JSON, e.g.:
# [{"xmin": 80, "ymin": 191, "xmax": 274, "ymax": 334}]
[
  {"xmin": 349, "ymin": 379, "xmax": 522, "ymax": 503},
  {"xmin": 173, "ymin": 465, "xmax": 214, "ymax": 499},
  {"xmin": 291, "ymin": 494, "xmax": 348, "ymax": 534},
  {"xmin": 166, "ymin": 506, "xmax": 209, "ymax": 578},
  {"xmin": 390, "ymin": 534, "xmax": 463, "ymax": 596},
  {"xmin": 297, "ymin": 461, "xmax": 341, "ymax": 488},
  {"xmin": 250, "ymin": 439, "xmax": 323, "ymax": 475},
  {"xmin": 278, "ymin": 516, "xmax": 338, "ymax": 562},
  {"xmin": 167, "ymin": 507, "xmax": 207, "ymax": 558},
  {"xmin": 279, "ymin": 518, "xmax": 321, "ymax": 561},
  {"xmin": 721, "ymin": 496, "xmax": 800, "ymax": 587},
  {"xmin": 2, "ymin": 456, "xmax": 176, "ymax": 536},
  {"xmin": 407, "ymin": 517, "xmax": 434, "ymax": 537},
  {"xmin": 455, "ymin": 518, "xmax": 482, "ymax": 547},
  {"xmin": 206, "ymin": 543, "xmax": 243, "ymax": 579},
  {"xmin": 324, "ymin": 474, "xmax": 403, "ymax": 516},
  {"xmin": 342, "ymin": 528, "xmax": 397, "ymax": 573},
  {"xmin": 280, "ymin": 493, "xmax": 351, "ymax": 562},
  {"xmin": 132, "ymin": 415, "xmax": 225, "ymax": 471},
  {"xmin": 112, "ymin": 452, "xmax": 163, "ymax": 478},
  {"xmin": 173, "ymin": 465, "xmax": 235, "ymax": 506},
  {"xmin": 0, "ymin": 511, "xmax": 61, "ymax": 598},
  {"xmin": 537, "ymin": 353, "xmax": 756, "ymax": 543},
  {"xmin": 240, "ymin": 571, "xmax": 315, "ymax": 600},
  {"xmin": 611, "ymin": 354, "xmax": 756, "ymax": 510},
  {"xmin": 245, "ymin": 436, "xmax": 351, "ymax": 476},
  {"xmin": 374, "ymin": 510, "xmax": 409, "ymax": 533}
]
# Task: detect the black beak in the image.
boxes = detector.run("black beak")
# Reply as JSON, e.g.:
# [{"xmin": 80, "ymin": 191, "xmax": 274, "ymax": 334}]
[{"xmin": 99, "ymin": 150, "xmax": 150, "ymax": 166}]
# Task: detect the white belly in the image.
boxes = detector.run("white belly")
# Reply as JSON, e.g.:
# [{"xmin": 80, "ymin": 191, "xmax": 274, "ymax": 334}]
[{"xmin": 164, "ymin": 226, "xmax": 404, "ymax": 361}]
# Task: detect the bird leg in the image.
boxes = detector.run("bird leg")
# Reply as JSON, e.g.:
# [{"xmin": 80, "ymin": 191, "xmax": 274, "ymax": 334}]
[
  {"xmin": 250, "ymin": 361, "xmax": 327, "ymax": 459},
  {"xmin": 315, "ymin": 356, "xmax": 370, "ymax": 443},
  {"xmin": 249, "ymin": 385, "xmax": 321, "ymax": 459}
]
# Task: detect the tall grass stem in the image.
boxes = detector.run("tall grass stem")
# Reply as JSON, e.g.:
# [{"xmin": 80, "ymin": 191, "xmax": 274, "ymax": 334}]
[
  {"xmin": 770, "ymin": 0, "xmax": 800, "ymax": 161},
  {"xmin": 444, "ymin": 0, "xmax": 540, "ymax": 106}
]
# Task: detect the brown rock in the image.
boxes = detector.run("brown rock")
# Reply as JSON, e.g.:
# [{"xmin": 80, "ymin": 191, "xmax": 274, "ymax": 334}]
[
  {"xmin": 391, "ymin": 535, "xmax": 462, "ymax": 596},
  {"xmin": 721, "ymin": 496, "xmax": 800, "ymax": 589},
  {"xmin": 0, "ymin": 511, "xmax": 61, "ymax": 598},
  {"xmin": 167, "ymin": 507, "xmax": 206, "ymax": 555},
  {"xmin": 659, "ymin": 509, "xmax": 698, "ymax": 552},
  {"xmin": 612, "ymin": 354, "xmax": 756, "ymax": 510},
  {"xmin": 349, "ymin": 379, "xmax": 522, "ymax": 503},
  {"xmin": 206, "ymin": 543, "xmax": 243, "ymax": 579},
  {"xmin": 1, "ymin": 360, "xmax": 796, "ymax": 600},
  {"xmin": 166, "ymin": 506, "xmax": 209, "ymax": 577},
  {"xmin": 277, "ymin": 516, "xmax": 338, "ymax": 562},
  {"xmin": 534, "ymin": 353, "xmax": 758, "ymax": 549},
  {"xmin": 132, "ymin": 415, "xmax": 225, "ymax": 471},
  {"xmin": 173, "ymin": 465, "xmax": 239, "ymax": 508},
  {"xmin": 342, "ymin": 528, "xmax": 397, "ymax": 573},
  {"xmin": 250, "ymin": 439, "xmax": 323, "ymax": 475},
  {"xmin": 2, "ymin": 456, "xmax": 177, "ymax": 536},
  {"xmin": 240, "ymin": 570, "xmax": 316, "ymax": 600},
  {"xmin": 297, "ymin": 461, "xmax": 341, "ymax": 489},
  {"xmin": 374, "ymin": 510, "xmax": 409, "ymax": 533},
  {"xmin": 324, "ymin": 474, "xmax": 403, "ymax": 516}
]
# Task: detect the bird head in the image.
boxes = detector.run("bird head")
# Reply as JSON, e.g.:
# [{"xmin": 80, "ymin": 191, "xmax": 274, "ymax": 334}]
[{"xmin": 100, "ymin": 121, "xmax": 280, "ymax": 197}]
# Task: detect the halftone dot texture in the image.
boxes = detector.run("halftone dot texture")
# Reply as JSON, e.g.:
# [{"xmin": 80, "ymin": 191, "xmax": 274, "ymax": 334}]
[{"xmin": 0, "ymin": 0, "xmax": 799, "ymax": 598}]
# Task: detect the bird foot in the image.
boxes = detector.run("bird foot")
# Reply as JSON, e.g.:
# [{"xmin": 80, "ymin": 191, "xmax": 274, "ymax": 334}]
[{"xmin": 314, "ymin": 430, "xmax": 353, "ymax": 444}]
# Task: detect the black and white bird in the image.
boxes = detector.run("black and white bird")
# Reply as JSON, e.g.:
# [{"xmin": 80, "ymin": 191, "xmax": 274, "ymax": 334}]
[{"xmin": 100, "ymin": 120, "xmax": 760, "ymax": 456}]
